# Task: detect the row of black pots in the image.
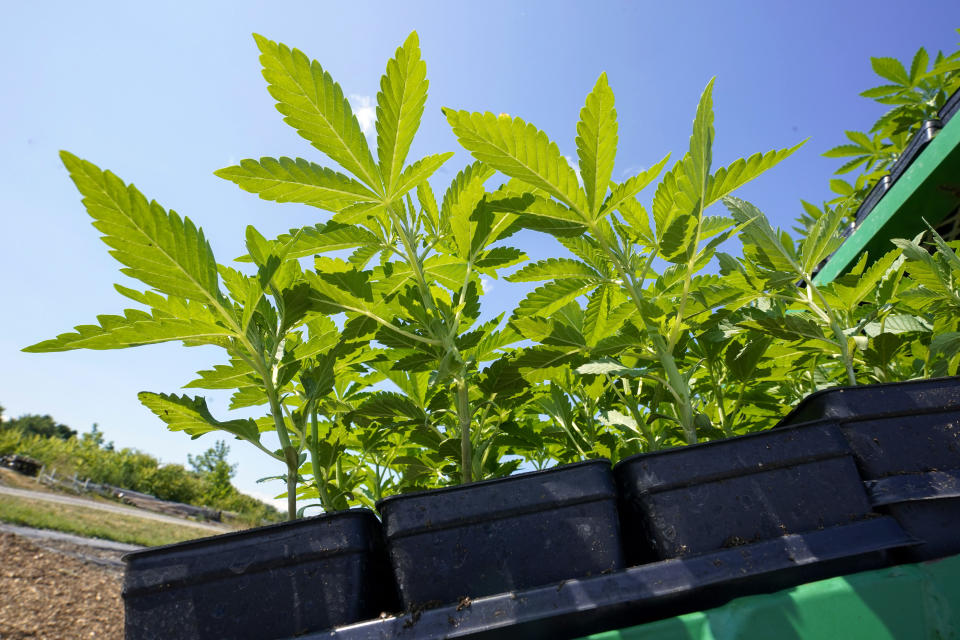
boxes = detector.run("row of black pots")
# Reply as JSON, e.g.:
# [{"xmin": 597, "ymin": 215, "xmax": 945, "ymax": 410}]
[
  {"xmin": 849, "ymin": 85, "xmax": 960, "ymax": 228},
  {"xmin": 123, "ymin": 376, "xmax": 960, "ymax": 640}
]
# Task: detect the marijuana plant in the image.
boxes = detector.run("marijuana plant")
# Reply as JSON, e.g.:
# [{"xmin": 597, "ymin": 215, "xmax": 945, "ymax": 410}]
[
  {"xmin": 445, "ymin": 75, "xmax": 801, "ymax": 445},
  {"xmin": 217, "ymin": 32, "xmax": 526, "ymax": 483}
]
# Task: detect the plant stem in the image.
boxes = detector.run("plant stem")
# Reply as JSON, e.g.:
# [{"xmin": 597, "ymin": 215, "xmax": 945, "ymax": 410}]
[
  {"xmin": 455, "ymin": 375, "xmax": 473, "ymax": 483},
  {"xmin": 308, "ymin": 408, "xmax": 332, "ymax": 511},
  {"xmin": 586, "ymin": 219, "xmax": 698, "ymax": 444},
  {"xmin": 803, "ymin": 276, "xmax": 857, "ymax": 386}
]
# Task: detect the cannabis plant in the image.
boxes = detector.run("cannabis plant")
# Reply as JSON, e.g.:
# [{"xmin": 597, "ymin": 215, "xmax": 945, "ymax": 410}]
[
  {"xmin": 217, "ymin": 33, "xmax": 525, "ymax": 483},
  {"xmin": 23, "ymin": 154, "xmax": 366, "ymax": 519},
  {"xmin": 445, "ymin": 75, "xmax": 801, "ymax": 445}
]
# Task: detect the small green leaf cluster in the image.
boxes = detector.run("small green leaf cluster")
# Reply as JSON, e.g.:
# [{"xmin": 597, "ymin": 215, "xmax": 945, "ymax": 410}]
[{"xmin": 800, "ymin": 30, "xmax": 960, "ymax": 231}]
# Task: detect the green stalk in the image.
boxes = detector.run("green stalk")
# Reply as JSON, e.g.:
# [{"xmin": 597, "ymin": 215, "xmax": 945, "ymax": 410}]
[
  {"xmin": 455, "ymin": 375, "xmax": 473, "ymax": 483},
  {"xmin": 586, "ymin": 219, "xmax": 698, "ymax": 444},
  {"xmin": 803, "ymin": 277, "xmax": 857, "ymax": 386},
  {"xmin": 308, "ymin": 407, "xmax": 333, "ymax": 511}
]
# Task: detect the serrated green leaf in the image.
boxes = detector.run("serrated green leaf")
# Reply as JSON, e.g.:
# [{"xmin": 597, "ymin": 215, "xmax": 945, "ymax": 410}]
[
  {"xmin": 139, "ymin": 392, "xmax": 262, "ymax": 443},
  {"xmin": 706, "ymin": 142, "xmax": 804, "ymax": 204},
  {"xmin": 514, "ymin": 279, "xmax": 598, "ymax": 319},
  {"xmin": 863, "ymin": 314, "xmax": 932, "ymax": 337},
  {"xmin": 576, "ymin": 359, "xmax": 641, "ymax": 377},
  {"xmin": 444, "ymin": 109, "xmax": 587, "ymax": 215},
  {"xmin": 598, "ymin": 410, "xmax": 640, "ymax": 434},
  {"xmin": 273, "ymin": 222, "xmax": 381, "ymax": 260},
  {"xmin": 441, "ymin": 162, "xmax": 495, "ymax": 256},
  {"xmin": 871, "ymin": 56, "xmax": 910, "ymax": 86},
  {"xmin": 377, "ymin": 32, "xmax": 429, "ymax": 193},
  {"xmin": 391, "ymin": 152, "xmax": 454, "ymax": 200},
  {"xmin": 185, "ymin": 359, "xmax": 260, "ymax": 390},
  {"xmin": 355, "ymin": 391, "xmax": 426, "ymax": 422},
  {"xmin": 660, "ymin": 214, "xmax": 695, "ymax": 263},
  {"xmin": 507, "ymin": 258, "xmax": 600, "ymax": 283},
  {"xmin": 254, "ymin": 34, "xmax": 380, "ymax": 190},
  {"xmin": 725, "ymin": 196, "xmax": 802, "ymax": 276},
  {"xmin": 909, "ymin": 48, "xmax": 929, "ymax": 83},
  {"xmin": 215, "ymin": 157, "xmax": 379, "ymax": 211},
  {"xmin": 576, "ymin": 73, "xmax": 618, "ymax": 215},
  {"xmin": 860, "ymin": 84, "xmax": 907, "ymax": 99},
  {"xmin": 800, "ymin": 204, "xmax": 843, "ymax": 274},
  {"xmin": 600, "ymin": 155, "xmax": 670, "ymax": 218},
  {"xmin": 474, "ymin": 246, "xmax": 526, "ymax": 271},
  {"xmin": 60, "ymin": 152, "xmax": 226, "ymax": 312},
  {"xmin": 23, "ymin": 309, "xmax": 234, "ymax": 352},
  {"xmin": 684, "ymin": 78, "xmax": 715, "ymax": 208}
]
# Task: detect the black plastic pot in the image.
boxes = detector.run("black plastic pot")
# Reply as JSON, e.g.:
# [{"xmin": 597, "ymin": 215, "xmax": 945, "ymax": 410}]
[
  {"xmin": 854, "ymin": 174, "xmax": 892, "ymax": 225},
  {"xmin": 310, "ymin": 517, "xmax": 911, "ymax": 640},
  {"xmin": 778, "ymin": 376, "xmax": 960, "ymax": 425},
  {"xmin": 123, "ymin": 509, "xmax": 396, "ymax": 640},
  {"xmin": 614, "ymin": 423, "xmax": 874, "ymax": 565},
  {"xmin": 890, "ymin": 119, "xmax": 942, "ymax": 183},
  {"xmin": 376, "ymin": 460, "xmax": 624, "ymax": 609},
  {"xmin": 778, "ymin": 378, "xmax": 960, "ymax": 562},
  {"xmin": 939, "ymin": 87, "xmax": 960, "ymax": 124}
]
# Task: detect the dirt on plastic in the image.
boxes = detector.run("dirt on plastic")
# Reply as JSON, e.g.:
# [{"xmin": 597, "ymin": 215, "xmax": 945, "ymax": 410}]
[{"xmin": 0, "ymin": 532, "xmax": 123, "ymax": 639}]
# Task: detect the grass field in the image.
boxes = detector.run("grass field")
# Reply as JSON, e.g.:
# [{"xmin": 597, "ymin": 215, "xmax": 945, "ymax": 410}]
[{"xmin": 0, "ymin": 493, "xmax": 214, "ymax": 547}]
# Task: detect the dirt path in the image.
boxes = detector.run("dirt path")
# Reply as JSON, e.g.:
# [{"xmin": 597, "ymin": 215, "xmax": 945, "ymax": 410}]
[
  {"xmin": 0, "ymin": 531, "xmax": 124, "ymax": 638},
  {"xmin": 0, "ymin": 485, "xmax": 229, "ymax": 533},
  {"xmin": 0, "ymin": 523, "xmax": 142, "ymax": 568}
]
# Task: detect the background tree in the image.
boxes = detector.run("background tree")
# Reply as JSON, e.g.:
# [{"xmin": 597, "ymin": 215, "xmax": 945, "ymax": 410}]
[
  {"xmin": 188, "ymin": 440, "xmax": 238, "ymax": 502},
  {"xmin": 3, "ymin": 414, "xmax": 76, "ymax": 440}
]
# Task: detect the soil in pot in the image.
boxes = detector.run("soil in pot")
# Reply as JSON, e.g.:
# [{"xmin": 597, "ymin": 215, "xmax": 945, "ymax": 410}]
[
  {"xmin": 122, "ymin": 508, "xmax": 396, "ymax": 640},
  {"xmin": 376, "ymin": 459, "xmax": 624, "ymax": 609},
  {"xmin": 614, "ymin": 423, "xmax": 875, "ymax": 565}
]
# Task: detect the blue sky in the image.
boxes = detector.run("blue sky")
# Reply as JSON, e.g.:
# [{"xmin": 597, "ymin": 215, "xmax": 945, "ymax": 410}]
[{"xmin": 2, "ymin": 1, "xmax": 958, "ymax": 508}]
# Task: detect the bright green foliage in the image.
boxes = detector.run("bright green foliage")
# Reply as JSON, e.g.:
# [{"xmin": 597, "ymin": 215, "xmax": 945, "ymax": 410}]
[
  {"xmin": 25, "ymin": 28, "xmax": 960, "ymax": 525},
  {"xmin": 810, "ymin": 31, "xmax": 960, "ymax": 227},
  {"xmin": 221, "ymin": 32, "xmax": 527, "ymax": 485},
  {"xmin": 24, "ymin": 155, "xmax": 364, "ymax": 520},
  {"xmin": 448, "ymin": 75, "xmax": 801, "ymax": 445}
]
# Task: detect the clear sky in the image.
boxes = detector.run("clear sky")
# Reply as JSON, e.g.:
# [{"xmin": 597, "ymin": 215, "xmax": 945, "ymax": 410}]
[{"xmin": 2, "ymin": 1, "xmax": 958, "ymax": 509}]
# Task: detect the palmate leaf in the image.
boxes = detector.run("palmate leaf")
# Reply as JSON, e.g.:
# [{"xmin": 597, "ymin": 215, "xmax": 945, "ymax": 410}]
[
  {"xmin": 444, "ymin": 109, "xmax": 587, "ymax": 215},
  {"xmin": 576, "ymin": 73, "xmax": 618, "ymax": 215},
  {"xmin": 871, "ymin": 56, "xmax": 910, "ymax": 86},
  {"xmin": 507, "ymin": 258, "xmax": 601, "ymax": 283},
  {"xmin": 139, "ymin": 392, "xmax": 262, "ymax": 443},
  {"xmin": 23, "ymin": 309, "xmax": 234, "ymax": 352},
  {"xmin": 60, "ymin": 152, "xmax": 225, "ymax": 309},
  {"xmin": 377, "ymin": 32, "xmax": 429, "ymax": 193},
  {"xmin": 254, "ymin": 34, "xmax": 381, "ymax": 191},
  {"xmin": 214, "ymin": 157, "xmax": 379, "ymax": 210}
]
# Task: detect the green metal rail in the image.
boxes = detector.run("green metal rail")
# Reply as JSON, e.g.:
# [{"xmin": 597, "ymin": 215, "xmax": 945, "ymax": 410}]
[
  {"xmin": 581, "ymin": 553, "xmax": 960, "ymax": 640},
  {"xmin": 814, "ymin": 113, "xmax": 960, "ymax": 285}
]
